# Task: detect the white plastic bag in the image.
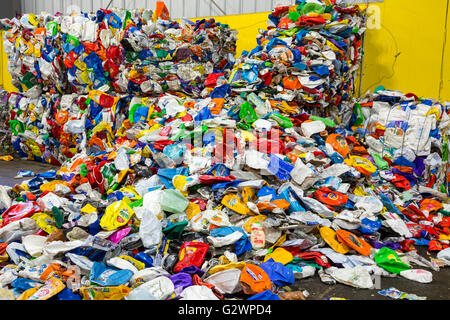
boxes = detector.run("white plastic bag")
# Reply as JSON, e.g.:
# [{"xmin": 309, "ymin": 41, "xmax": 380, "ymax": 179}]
[
  {"xmin": 138, "ymin": 276, "xmax": 174, "ymax": 300},
  {"xmin": 437, "ymin": 248, "xmax": 450, "ymax": 262},
  {"xmin": 22, "ymin": 235, "xmax": 47, "ymax": 257},
  {"xmin": 331, "ymin": 266, "xmax": 374, "ymax": 289},
  {"xmin": 130, "ymin": 267, "xmax": 170, "ymax": 286},
  {"xmin": 400, "ymin": 269, "xmax": 433, "ymax": 283},
  {"xmin": 207, "ymin": 231, "xmax": 243, "ymax": 248},
  {"xmin": 204, "ymin": 268, "xmax": 242, "ymax": 294},
  {"xmin": 107, "ymin": 257, "xmax": 139, "ymax": 274},
  {"xmin": 180, "ymin": 285, "xmax": 219, "ymax": 300},
  {"xmin": 301, "ymin": 120, "xmax": 326, "ymax": 137},
  {"xmin": 126, "ymin": 285, "xmax": 158, "ymax": 300},
  {"xmin": 43, "ymin": 240, "xmax": 85, "ymax": 257},
  {"xmin": 139, "ymin": 209, "xmax": 162, "ymax": 248}
]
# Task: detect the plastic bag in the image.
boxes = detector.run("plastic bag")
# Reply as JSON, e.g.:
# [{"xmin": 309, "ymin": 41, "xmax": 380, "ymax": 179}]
[{"xmin": 374, "ymin": 247, "xmax": 411, "ymax": 274}]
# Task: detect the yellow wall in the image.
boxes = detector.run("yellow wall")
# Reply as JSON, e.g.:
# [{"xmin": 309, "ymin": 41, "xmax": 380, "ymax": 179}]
[
  {"xmin": 2, "ymin": 2, "xmax": 450, "ymax": 101},
  {"xmin": 362, "ymin": 1, "xmax": 449, "ymax": 101},
  {"xmin": 442, "ymin": 3, "xmax": 450, "ymax": 102},
  {"xmin": 0, "ymin": 31, "xmax": 16, "ymax": 92}
]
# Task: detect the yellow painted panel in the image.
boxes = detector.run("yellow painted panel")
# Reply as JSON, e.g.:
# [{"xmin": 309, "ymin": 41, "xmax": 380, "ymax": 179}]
[
  {"xmin": 441, "ymin": 4, "xmax": 450, "ymax": 102},
  {"xmin": 361, "ymin": 1, "xmax": 447, "ymax": 100},
  {"xmin": 1, "ymin": 31, "xmax": 17, "ymax": 92}
]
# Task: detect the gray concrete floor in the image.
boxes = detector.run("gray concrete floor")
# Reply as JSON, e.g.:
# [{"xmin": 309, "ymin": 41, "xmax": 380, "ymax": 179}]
[
  {"xmin": 0, "ymin": 159, "xmax": 449, "ymax": 300},
  {"xmin": 0, "ymin": 159, "xmax": 59, "ymax": 187}
]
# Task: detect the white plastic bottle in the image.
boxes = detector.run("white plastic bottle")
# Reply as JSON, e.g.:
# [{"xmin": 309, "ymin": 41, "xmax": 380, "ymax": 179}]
[{"xmin": 251, "ymin": 223, "xmax": 265, "ymax": 250}]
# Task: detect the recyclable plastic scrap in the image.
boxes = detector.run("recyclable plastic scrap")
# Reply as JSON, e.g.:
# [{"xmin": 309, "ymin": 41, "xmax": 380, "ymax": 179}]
[
  {"xmin": 3, "ymin": 5, "xmax": 237, "ymax": 97},
  {"xmin": 228, "ymin": 0, "xmax": 366, "ymax": 123},
  {"xmin": 2, "ymin": 1, "xmax": 237, "ymax": 164},
  {"xmin": 0, "ymin": 0, "xmax": 448, "ymax": 301},
  {"xmin": 378, "ymin": 287, "xmax": 427, "ymax": 300},
  {"xmin": 0, "ymin": 91, "xmax": 14, "ymax": 156}
]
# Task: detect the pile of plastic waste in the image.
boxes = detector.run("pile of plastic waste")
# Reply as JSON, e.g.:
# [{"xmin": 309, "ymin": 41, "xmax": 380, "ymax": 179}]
[
  {"xmin": 0, "ymin": 91, "xmax": 14, "ymax": 156},
  {"xmin": 228, "ymin": 0, "xmax": 365, "ymax": 122},
  {"xmin": 0, "ymin": 0, "xmax": 448, "ymax": 301},
  {"xmin": 2, "ymin": 2, "xmax": 237, "ymax": 164},
  {"xmin": 2, "ymin": 4, "xmax": 237, "ymax": 97}
]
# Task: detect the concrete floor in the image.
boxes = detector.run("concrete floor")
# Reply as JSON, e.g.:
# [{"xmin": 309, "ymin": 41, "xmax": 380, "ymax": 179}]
[
  {"xmin": 0, "ymin": 159, "xmax": 449, "ymax": 300},
  {"xmin": 0, "ymin": 159, "xmax": 58, "ymax": 187}
]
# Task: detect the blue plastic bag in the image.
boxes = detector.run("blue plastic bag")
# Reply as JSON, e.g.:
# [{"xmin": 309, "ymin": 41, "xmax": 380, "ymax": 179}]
[
  {"xmin": 56, "ymin": 287, "xmax": 82, "ymax": 300},
  {"xmin": 359, "ymin": 218, "xmax": 382, "ymax": 234},
  {"xmin": 268, "ymin": 155, "xmax": 294, "ymax": 181},
  {"xmin": 259, "ymin": 259, "xmax": 295, "ymax": 287},
  {"xmin": 157, "ymin": 167, "xmax": 190, "ymax": 189},
  {"xmin": 89, "ymin": 262, "xmax": 133, "ymax": 287},
  {"xmin": 210, "ymin": 227, "xmax": 252, "ymax": 256},
  {"xmin": 248, "ymin": 290, "xmax": 280, "ymax": 301}
]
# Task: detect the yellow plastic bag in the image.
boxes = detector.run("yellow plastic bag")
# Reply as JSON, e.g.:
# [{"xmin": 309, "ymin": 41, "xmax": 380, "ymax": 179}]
[
  {"xmin": 32, "ymin": 212, "xmax": 57, "ymax": 235},
  {"xmin": 18, "ymin": 277, "xmax": 65, "ymax": 300},
  {"xmin": 81, "ymin": 204, "xmax": 98, "ymax": 214},
  {"xmin": 80, "ymin": 285, "xmax": 131, "ymax": 300},
  {"xmin": 0, "ymin": 252, "xmax": 9, "ymax": 263},
  {"xmin": 439, "ymin": 234, "xmax": 450, "ymax": 241},
  {"xmin": 242, "ymin": 187, "xmax": 256, "ymax": 203},
  {"xmin": 320, "ymin": 226, "xmax": 351, "ymax": 254},
  {"xmin": 264, "ymin": 248, "xmax": 293, "ymax": 265},
  {"xmin": 173, "ymin": 175, "xmax": 190, "ymax": 197},
  {"xmin": 344, "ymin": 155, "xmax": 377, "ymax": 176},
  {"xmin": 118, "ymin": 186, "xmax": 141, "ymax": 200},
  {"xmin": 185, "ymin": 202, "xmax": 201, "ymax": 220},
  {"xmin": 40, "ymin": 180, "xmax": 68, "ymax": 193},
  {"xmin": 100, "ymin": 199, "xmax": 135, "ymax": 231},
  {"xmin": 0, "ymin": 156, "xmax": 13, "ymax": 162},
  {"xmin": 118, "ymin": 256, "xmax": 146, "ymax": 271},
  {"xmin": 221, "ymin": 194, "xmax": 250, "ymax": 215}
]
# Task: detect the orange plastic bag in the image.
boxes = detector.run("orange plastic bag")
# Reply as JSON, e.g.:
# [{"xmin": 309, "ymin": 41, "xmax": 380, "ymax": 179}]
[
  {"xmin": 256, "ymin": 199, "xmax": 291, "ymax": 212},
  {"xmin": 154, "ymin": 1, "xmax": 170, "ymax": 21},
  {"xmin": 336, "ymin": 230, "xmax": 372, "ymax": 256},
  {"xmin": 326, "ymin": 134, "xmax": 350, "ymax": 158},
  {"xmin": 282, "ymin": 76, "xmax": 302, "ymax": 90},
  {"xmin": 210, "ymin": 98, "xmax": 225, "ymax": 115},
  {"xmin": 240, "ymin": 264, "xmax": 272, "ymax": 295},
  {"xmin": 420, "ymin": 199, "xmax": 443, "ymax": 214}
]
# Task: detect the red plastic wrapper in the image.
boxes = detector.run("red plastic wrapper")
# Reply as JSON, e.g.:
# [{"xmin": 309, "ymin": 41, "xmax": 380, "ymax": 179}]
[
  {"xmin": 1, "ymin": 201, "xmax": 41, "ymax": 227},
  {"xmin": 173, "ymin": 242, "xmax": 210, "ymax": 273}
]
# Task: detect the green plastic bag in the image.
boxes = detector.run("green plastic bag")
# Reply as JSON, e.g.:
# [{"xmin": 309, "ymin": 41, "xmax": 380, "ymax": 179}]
[
  {"xmin": 288, "ymin": 11, "xmax": 301, "ymax": 23},
  {"xmin": 239, "ymin": 101, "xmax": 258, "ymax": 124},
  {"xmin": 163, "ymin": 221, "xmax": 189, "ymax": 240},
  {"xmin": 160, "ymin": 190, "xmax": 189, "ymax": 214},
  {"xmin": 301, "ymin": 3, "xmax": 325, "ymax": 15},
  {"xmin": 371, "ymin": 153, "xmax": 390, "ymax": 170},
  {"xmin": 310, "ymin": 115, "xmax": 335, "ymax": 128},
  {"xmin": 52, "ymin": 207, "xmax": 63, "ymax": 229},
  {"xmin": 270, "ymin": 113, "xmax": 293, "ymax": 128},
  {"xmin": 374, "ymin": 247, "xmax": 411, "ymax": 274}
]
